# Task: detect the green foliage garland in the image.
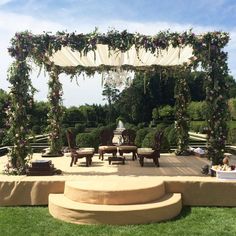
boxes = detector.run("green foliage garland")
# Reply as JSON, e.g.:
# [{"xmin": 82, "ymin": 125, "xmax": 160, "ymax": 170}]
[
  {"xmin": 8, "ymin": 30, "xmax": 229, "ymax": 76},
  {"xmin": 47, "ymin": 67, "xmax": 64, "ymax": 155},
  {"xmin": 174, "ymin": 72, "xmax": 191, "ymax": 155},
  {"xmin": 204, "ymin": 48, "xmax": 229, "ymax": 165},
  {"xmin": 6, "ymin": 60, "xmax": 34, "ymax": 174}
]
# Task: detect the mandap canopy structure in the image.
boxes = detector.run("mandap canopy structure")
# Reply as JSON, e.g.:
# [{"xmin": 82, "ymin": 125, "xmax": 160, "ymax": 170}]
[{"xmin": 7, "ymin": 29, "xmax": 229, "ymax": 174}]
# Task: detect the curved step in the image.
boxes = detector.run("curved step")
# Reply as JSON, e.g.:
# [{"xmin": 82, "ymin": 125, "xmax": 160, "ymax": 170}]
[
  {"xmin": 49, "ymin": 193, "xmax": 182, "ymax": 225},
  {"xmin": 64, "ymin": 179, "xmax": 165, "ymax": 205}
]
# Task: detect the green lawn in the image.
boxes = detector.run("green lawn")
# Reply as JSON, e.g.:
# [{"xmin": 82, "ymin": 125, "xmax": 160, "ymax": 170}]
[{"xmin": 0, "ymin": 206, "xmax": 236, "ymax": 236}]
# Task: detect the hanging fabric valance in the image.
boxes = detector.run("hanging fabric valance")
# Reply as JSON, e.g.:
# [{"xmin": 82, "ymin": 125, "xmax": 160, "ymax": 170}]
[{"xmin": 50, "ymin": 44, "xmax": 194, "ymax": 68}]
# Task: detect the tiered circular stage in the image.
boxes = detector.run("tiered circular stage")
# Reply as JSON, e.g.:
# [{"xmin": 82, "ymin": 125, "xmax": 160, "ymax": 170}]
[
  {"xmin": 49, "ymin": 179, "xmax": 182, "ymax": 225},
  {"xmin": 1, "ymin": 153, "xmax": 236, "ymax": 225}
]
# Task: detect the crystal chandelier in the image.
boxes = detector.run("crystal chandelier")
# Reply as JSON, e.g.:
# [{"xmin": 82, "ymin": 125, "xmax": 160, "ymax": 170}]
[{"xmin": 102, "ymin": 68, "xmax": 134, "ymax": 88}]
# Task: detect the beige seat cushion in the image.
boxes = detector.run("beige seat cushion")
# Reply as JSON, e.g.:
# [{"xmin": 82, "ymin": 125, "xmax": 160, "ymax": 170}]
[
  {"xmin": 98, "ymin": 146, "xmax": 117, "ymax": 151},
  {"xmin": 118, "ymin": 146, "xmax": 137, "ymax": 151},
  {"xmin": 137, "ymin": 148, "xmax": 154, "ymax": 155},
  {"xmin": 77, "ymin": 148, "xmax": 95, "ymax": 155}
]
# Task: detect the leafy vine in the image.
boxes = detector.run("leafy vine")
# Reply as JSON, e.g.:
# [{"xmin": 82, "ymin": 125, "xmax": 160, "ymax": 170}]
[{"xmin": 174, "ymin": 71, "xmax": 191, "ymax": 155}]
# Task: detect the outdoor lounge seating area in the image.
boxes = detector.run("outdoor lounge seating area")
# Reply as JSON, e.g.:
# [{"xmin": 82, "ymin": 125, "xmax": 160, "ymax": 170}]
[
  {"xmin": 64, "ymin": 127, "xmax": 164, "ymax": 168},
  {"xmin": 1, "ymin": 27, "xmax": 235, "ymax": 227}
]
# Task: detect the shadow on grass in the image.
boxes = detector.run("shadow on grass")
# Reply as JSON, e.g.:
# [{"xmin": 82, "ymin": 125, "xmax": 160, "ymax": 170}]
[{"xmin": 170, "ymin": 206, "xmax": 192, "ymax": 222}]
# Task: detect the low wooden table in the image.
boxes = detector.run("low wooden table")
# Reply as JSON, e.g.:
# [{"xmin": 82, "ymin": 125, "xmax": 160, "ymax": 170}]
[
  {"xmin": 26, "ymin": 160, "xmax": 57, "ymax": 176},
  {"xmin": 108, "ymin": 156, "xmax": 125, "ymax": 165}
]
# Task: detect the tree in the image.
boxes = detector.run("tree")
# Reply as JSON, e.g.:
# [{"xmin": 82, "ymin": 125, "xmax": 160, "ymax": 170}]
[
  {"xmin": 149, "ymin": 72, "xmax": 176, "ymax": 106},
  {"xmin": 79, "ymin": 105, "xmax": 97, "ymax": 127},
  {"xmin": 0, "ymin": 89, "xmax": 9, "ymax": 128},
  {"xmin": 188, "ymin": 71, "xmax": 206, "ymax": 101},
  {"xmin": 102, "ymin": 83, "xmax": 119, "ymax": 123},
  {"xmin": 29, "ymin": 101, "xmax": 50, "ymax": 134},
  {"xmin": 63, "ymin": 106, "xmax": 85, "ymax": 126},
  {"xmin": 91, "ymin": 104, "xmax": 107, "ymax": 125},
  {"xmin": 225, "ymin": 75, "xmax": 236, "ymax": 98},
  {"xmin": 116, "ymin": 73, "xmax": 152, "ymax": 124},
  {"xmin": 116, "ymin": 72, "xmax": 175, "ymax": 124},
  {"xmin": 228, "ymin": 98, "xmax": 236, "ymax": 120},
  {"xmin": 188, "ymin": 101, "xmax": 207, "ymax": 121}
]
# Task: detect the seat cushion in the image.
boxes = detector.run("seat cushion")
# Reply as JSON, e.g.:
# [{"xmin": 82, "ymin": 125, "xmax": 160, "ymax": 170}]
[
  {"xmin": 118, "ymin": 146, "xmax": 137, "ymax": 151},
  {"xmin": 77, "ymin": 148, "xmax": 95, "ymax": 155},
  {"xmin": 137, "ymin": 148, "xmax": 154, "ymax": 155},
  {"xmin": 98, "ymin": 146, "xmax": 117, "ymax": 151}
]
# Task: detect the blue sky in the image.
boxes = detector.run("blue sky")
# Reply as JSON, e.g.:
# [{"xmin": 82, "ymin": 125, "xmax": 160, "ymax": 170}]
[{"xmin": 0, "ymin": 0, "xmax": 236, "ymax": 106}]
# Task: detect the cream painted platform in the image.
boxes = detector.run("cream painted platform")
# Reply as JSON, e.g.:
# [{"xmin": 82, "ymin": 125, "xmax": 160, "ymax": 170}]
[
  {"xmin": 1, "ymin": 153, "xmax": 236, "ymax": 212},
  {"xmin": 49, "ymin": 179, "xmax": 182, "ymax": 225}
]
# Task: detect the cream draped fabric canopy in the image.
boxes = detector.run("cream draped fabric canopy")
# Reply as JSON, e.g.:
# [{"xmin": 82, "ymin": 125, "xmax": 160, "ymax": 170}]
[{"xmin": 50, "ymin": 44, "xmax": 194, "ymax": 68}]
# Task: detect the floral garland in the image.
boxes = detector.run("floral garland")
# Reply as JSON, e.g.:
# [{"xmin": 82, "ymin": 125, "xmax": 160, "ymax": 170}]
[
  {"xmin": 46, "ymin": 67, "xmax": 64, "ymax": 155},
  {"xmin": 8, "ymin": 30, "xmax": 229, "ymax": 73},
  {"xmin": 6, "ymin": 60, "xmax": 34, "ymax": 174},
  {"xmin": 6, "ymin": 29, "xmax": 229, "ymax": 174},
  {"xmin": 174, "ymin": 71, "xmax": 191, "ymax": 155},
  {"xmin": 204, "ymin": 46, "xmax": 229, "ymax": 165}
]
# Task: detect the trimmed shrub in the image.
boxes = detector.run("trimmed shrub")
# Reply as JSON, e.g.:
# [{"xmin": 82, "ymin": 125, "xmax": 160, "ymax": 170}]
[
  {"xmin": 88, "ymin": 126, "xmax": 116, "ymax": 151},
  {"xmin": 152, "ymin": 108, "xmax": 159, "ymax": 121},
  {"xmin": 227, "ymin": 127, "xmax": 236, "ymax": 145},
  {"xmin": 105, "ymin": 123, "xmax": 116, "ymax": 131},
  {"xmin": 188, "ymin": 101, "xmax": 207, "ymax": 121},
  {"xmin": 137, "ymin": 122, "xmax": 146, "ymax": 129},
  {"xmin": 158, "ymin": 105, "xmax": 174, "ymax": 120},
  {"xmin": 156, "ymin": 123, "xmax": 169, "ymax": 130},
  {"xmin": 228, "ymin": 120, "xmax": 236, "ymax": 129},
  {"xmin": 199, "ymin": 122, "xmax": 208, "ymax": 134},
  {"xmin": 76, "ymin": 133, "xmax": 94, "ymax": 148},
  {"xmin": 142, "ymin": 130, "xmax": 156, "ymax": 148},
  {"xmin": 164, "ymin": 124, "xmax": 177, "ymax": 147},
  {"xmin": 142, "ymin": 129, "xmax": 170, "ymax": 152},
  {"xmin": 190, "ymin": 121, "xmax": 204, "ymax": 133},
  {"xmin": 90, "ymin": 127, "xmax": 104, "ymax": 151},
  {"xmin": 125, "ymin": 123, "xmax": 137, "ymax": 131},
  {"xmin": 135, "ymin": 128, "xmax": 151, "ymax": 147},
  {"xmin": 228, "ymin": 98, "xmax": 236, "ymax": 120},
  {"xmin": 74, "ymin": 123, "xmax": 86, "ymax": 133}
]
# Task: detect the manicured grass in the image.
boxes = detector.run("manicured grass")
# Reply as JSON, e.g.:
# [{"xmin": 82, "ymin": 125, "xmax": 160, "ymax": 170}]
[{"xmin": 0, "ymin": 206, "xmax": 236, "ymax": 236}]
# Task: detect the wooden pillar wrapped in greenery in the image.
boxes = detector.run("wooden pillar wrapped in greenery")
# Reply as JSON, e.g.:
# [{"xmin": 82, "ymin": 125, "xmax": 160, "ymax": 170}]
[
  {"xmin": 204, "ymin": 37, "xmax": 229, "ymax": 165},
  {"xmin": 174, "ymin": 71, "xmax": 191, "ymax": 155},
  {"xmin": 46, "ymin": 66, "xmax": 64, "ymax": 156},
  {"xmin": 6, "ymin": 60, "xmax": 34, "ymax": 174}
]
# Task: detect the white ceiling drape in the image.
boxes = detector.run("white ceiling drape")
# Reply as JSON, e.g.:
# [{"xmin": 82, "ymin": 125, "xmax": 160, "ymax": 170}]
[{"xmin": 50, "ymin": 44, "xmax": 194, "ymax": 68}]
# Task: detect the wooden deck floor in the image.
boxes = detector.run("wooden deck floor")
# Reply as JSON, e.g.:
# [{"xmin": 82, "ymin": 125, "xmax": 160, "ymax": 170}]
[{"xmin": 1, "ymin": 152, "xmax": 236, "ymax": 177}]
